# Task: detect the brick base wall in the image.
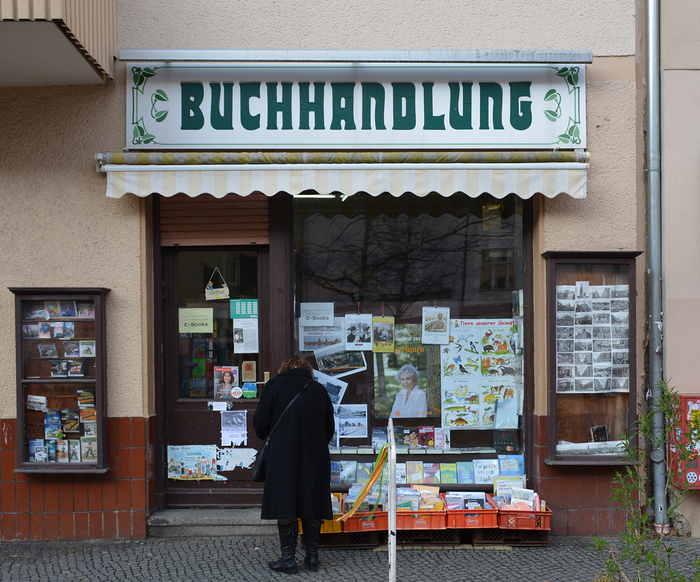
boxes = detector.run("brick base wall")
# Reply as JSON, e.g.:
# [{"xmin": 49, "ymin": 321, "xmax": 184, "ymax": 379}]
[
  {"xmin": 533, "ymin": 414, "xmax": 626, "ymax": 536},
  {"xmin": 0, "ymin": 417, "xmax": 156, "ymax": 541}
]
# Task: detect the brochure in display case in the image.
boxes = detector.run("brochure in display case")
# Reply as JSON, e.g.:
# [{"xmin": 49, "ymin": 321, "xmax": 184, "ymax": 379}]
[{"xmin": 11, "ymin": 288, "xmax": 109, "ymax": 473}]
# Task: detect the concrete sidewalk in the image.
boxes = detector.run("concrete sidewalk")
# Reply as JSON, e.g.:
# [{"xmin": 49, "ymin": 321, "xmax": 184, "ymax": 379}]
[{"xmin": 2, "ymin": 535, "xmax": 700, "ymax": 582}]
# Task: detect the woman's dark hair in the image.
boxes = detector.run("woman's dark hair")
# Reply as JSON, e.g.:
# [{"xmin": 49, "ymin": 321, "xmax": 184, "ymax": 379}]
[{"xmin": 278, "ymin": 354, "xmax": 313, "ymax": 374}]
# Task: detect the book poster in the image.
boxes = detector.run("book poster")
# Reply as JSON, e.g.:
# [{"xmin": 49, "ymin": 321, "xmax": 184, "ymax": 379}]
[
  {"xmin": 440, "ymin": 319, "xmax": 519, "ymax": 430},
  {"xmin": 555, "ymin": 282, "xmax": 630, "ymax": 393},
  {"xmin": 373, "ymin": 323, "xmax": 440, "ymax": 419},
  {"xmin": 335, "ymin": 404, "xmax": 368, "ymax": 439},
  {"xmin": 298, "ymin": 317, "xmax": 344, "ymax": 352},
  {"xmin": 372, "ymin": 316, "xmax": 395, "ymax": 353},
  {"xmin": 345, "ymin": 313, "xmax": 373, "ymax": 351},
  {"xmin": 422, "ymin": 306, "xmax": 450, "ymax": 345},
  {"xmin": 312, "ymin": 369, "xmax": 348, "ymax": 408},
  {"xmin": 167, "ymin": 444, "xmax": 219, "ymax": 480}
]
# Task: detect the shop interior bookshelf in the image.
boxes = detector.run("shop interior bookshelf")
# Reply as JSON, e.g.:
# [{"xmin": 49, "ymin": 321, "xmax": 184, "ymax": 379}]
[{"xmin": 10, "ymin": 288, "xmax": 110, "ymax": 474}]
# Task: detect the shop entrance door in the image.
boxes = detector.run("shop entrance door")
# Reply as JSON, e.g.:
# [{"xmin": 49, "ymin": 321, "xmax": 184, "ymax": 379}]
[{"xmin": 162, "ymin": 247, "xmax": 267, "ymax": 508}]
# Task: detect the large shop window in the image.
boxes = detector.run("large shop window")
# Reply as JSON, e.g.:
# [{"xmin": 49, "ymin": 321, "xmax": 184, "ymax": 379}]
[
  {"xmin": 544, "ymin": 252, "xmax": 640, "ymax": 463},
  {"xmin": 294, "ymin": 192, "xmax": 525, "ymax": 465}
]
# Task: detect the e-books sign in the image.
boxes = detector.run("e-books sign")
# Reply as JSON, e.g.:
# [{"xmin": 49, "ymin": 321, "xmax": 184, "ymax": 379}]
[{"xmin": 127, "ymin": 62, "xmax": 585, "ymax": 150}]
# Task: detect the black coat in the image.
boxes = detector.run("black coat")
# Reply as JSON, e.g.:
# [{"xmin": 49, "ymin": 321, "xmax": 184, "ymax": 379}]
[{"xmin": 253, "ymin": 368, "xmax": 335, "ymax": 520}]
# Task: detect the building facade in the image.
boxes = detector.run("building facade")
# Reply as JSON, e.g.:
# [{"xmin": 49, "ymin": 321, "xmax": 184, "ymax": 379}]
[{"xmin": 0, "ymin": 0, "xmax": 652, "ymax": 540}]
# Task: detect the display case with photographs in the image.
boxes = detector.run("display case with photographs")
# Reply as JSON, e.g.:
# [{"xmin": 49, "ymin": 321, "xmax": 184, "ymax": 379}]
[
  {"xmin": 543, "ymin": 252, "xmax": 640, "ymax": 463},
  {"xmin": 10, "ymin": 288, "xmax": 109, "ymax": 473}
]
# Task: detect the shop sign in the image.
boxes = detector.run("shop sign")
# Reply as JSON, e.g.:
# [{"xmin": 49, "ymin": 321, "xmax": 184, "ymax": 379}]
[
  {"xmin": 127, "ymin": 62, "xmax": 585, "ymax": 150},
  {"xmin": 178, "ymin": 308, "xmax": 214, "ymax": 333}
]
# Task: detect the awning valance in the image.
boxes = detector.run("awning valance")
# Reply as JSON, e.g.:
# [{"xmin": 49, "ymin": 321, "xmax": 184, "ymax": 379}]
[{"xmin": 96, "ymin": 151, "xmax": 588, "ymax": 200}]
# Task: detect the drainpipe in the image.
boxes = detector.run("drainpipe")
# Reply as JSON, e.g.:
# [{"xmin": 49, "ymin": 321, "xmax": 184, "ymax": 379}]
[{"xmin": 647, "ymin": 0, "xmax": 665, "ymax": 527}]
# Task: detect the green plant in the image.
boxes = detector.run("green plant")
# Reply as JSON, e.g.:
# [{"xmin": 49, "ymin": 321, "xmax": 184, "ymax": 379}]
[{"xmin": 593, "ymin": 380, "xmax": 700, "ymax": 582}]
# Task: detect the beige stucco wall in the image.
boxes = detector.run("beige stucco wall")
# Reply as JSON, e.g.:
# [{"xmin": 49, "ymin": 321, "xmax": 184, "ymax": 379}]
[
  {"xmin": 661, "ymin": 0, "xmax": 700, "ymax": 70},
  {"xmin": 0, "ymin": 85, "xmax": 144, "ymax": 419}
]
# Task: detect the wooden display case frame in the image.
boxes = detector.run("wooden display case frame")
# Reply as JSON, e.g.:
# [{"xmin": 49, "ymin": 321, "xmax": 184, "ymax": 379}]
[
  {"xmin": 10, "ymin": 287, "xmax": 110, "ymax": 474},
  {"xmin": 542, "ymin": 252, "xmax": 641, "ymax": 465}
]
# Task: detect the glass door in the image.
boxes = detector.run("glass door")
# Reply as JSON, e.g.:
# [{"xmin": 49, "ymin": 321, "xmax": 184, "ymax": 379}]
[{"xmin": 163, "ymin": 247, "xmax": 265, "ymax": 507}]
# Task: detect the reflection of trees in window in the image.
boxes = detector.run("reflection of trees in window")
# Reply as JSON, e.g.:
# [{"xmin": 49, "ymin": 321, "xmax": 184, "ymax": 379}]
[{"xmin": 294, "ymin": 193, "xmax": 522, "ymax": 311}]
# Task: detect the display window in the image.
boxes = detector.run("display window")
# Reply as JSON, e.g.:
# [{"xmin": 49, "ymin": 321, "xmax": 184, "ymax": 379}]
[
  {"xmin": 544, "ymin": 252, "xmax": 640, "ymax": 462},
  {"xmin": 294, "ymin": 192, "xmax": 526, "ymax": 463}
]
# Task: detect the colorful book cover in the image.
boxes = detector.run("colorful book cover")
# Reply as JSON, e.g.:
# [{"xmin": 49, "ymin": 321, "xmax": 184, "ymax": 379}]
[
  {"xmin": 34, "ymin": 446, "xmax": 48, "ymax": 462},
  {"xmin": 68, "ymin": 360, "xmax": 85, "ymax": 377},
  {"xmin": 433, "ymin": 427, "xmax": 450, "ymax": 450},
  {"xmin": 423, "ymin": 462, "xmax": 441, "ymax": 484},
  {"xmin": 28, "ymin": 439, "xmax": 44, "ymax": 462},
  {"xmin": 63, "ymin": 341, "xmax": 80, "ymax": 357},
  {"xmin": 474, "ymin": 459, "xmax": 500, "ymax": 484},
  {"xmin": 77, "ymin": 389, "xmax": 95, "ymax": 408},
  {"xmin": 44, "ymin": 301, "xmax": 61, "ymax": 319},
  {"xmin": 80, "ymin": 436, "xmax": 98, "ymax": 462},
  {"xmin": 24, "ymin": 302, "xmax": 48, "ymax": 320},
  {"xmin": 79, "ymin": 340, "xmax": 96, "ymax": 357},
  {"xmin": 77, "ymin": 302, "xmax": 95, "ymax": 318},
  {"xmin": 63, "ymin": 322, "xmax": 75, "ymax": 339},
  {"xmin": 371, "ymin": 427, "xmax": 388, "ymax": 449},
  {"xmin": 400, "ymin": 427, "xmax": 420, "ymax": 448},
  {"xmin": 22, "ymin": 324, "xmax": 39, "ymax": 338},
  {"xmin": 406, "ymin": 461, "xmax": 424, "ymax": 484},
  {"xmin": 79, "ymin": 408, "xmax": 97, "ymax": 422},
  {"xmin": 68, "ymin": 440, "xmax": 81, "ymax": 462},
  {"xmin": 46, "ymin": 440, "xmax": 57, "ymax": 462},
  {"xmin": 59, "ymin": 301, "xmax": 77, "ymax": 318},
  {"xmin": 498, "ymin": 454, "xmax": 525, "ymax": 476},
  {"xmin": 50, "ymin": 322, "xmax": 64, "ymax": 339},
  {"xmin": 356, "ymin": 462, "xmax": 373, "ymax": 485},
  {"xmin": 191, "ymin": 358, "xmax": 207, "ymax": 378},
  {"xmin": 418, "ymin": 426, "xmax": 435, "ymax": 448},
  {"xmin": 38, "ymin": 343, "xmax": 59, "ymax": 358},
  {"xmin": 56, "ymin": 440, "xmax": 69, "ymax": 462},
  {"xmin": 456, "ymin": 461, "xmax": 475, "ymax": 484},
  {"xmin": 50, "ymin": 360, "xmax": 68, "ymax": 377},
  {"xmin": 340, "ymin": 461, "xmax": 357, "ymax": 484},
  {"xmin": 44, "ymin": 410, "xmax": 60, "ymax": 424},
  {"xmin": 61, "ymin": 410, "xmax": 80, "ymax": 433},
  {"xmin": 82, "ymin": 421, "xmax": 97, "ymax": 436},
  {"xmin": 38, "ymin": 321, "xmax": 52, "ymax": 338},
  {"xmin": 395, "ymin": 462, "xmax": 407, "ymax": 484},
  {"xmin": 190, "ymin": 378, "xmax": 208, "ymax": 398},
  {"xmin": 192, "ymin": 338, "xmax": 207, "ymax": 358},
  {"xmin": 330, "ymin": 461, "xmax": 341, "ymax": 484},
  {"xmin": 440, "ymin": 462, "xmax": 458, "ymax": 484}
]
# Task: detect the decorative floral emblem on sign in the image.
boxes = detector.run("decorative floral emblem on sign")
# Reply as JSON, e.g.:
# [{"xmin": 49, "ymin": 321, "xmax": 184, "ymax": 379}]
[
  {"xmin": 544, "ymin": 66, "xmax": 582, "ymax": 145},
  {"xmin": 130, "ymin": 67, "xmax": 168, "ymax": 145}
]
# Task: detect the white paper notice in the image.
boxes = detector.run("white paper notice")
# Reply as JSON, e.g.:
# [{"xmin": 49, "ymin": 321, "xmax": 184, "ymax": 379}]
[
  {"xmin": 221, "ymin": 410, "xmax": 247, "ymax": 446},
  {"xmin": 217, "ymin": 447, "xmax": 257, "ymax": 472},
  {"xmin": 300, "ymin": 302, "xmax": 334, "ymax": 326},
  {"xmin": 233, "ymin": 319, "xmax": 259, "ymax": 354}
]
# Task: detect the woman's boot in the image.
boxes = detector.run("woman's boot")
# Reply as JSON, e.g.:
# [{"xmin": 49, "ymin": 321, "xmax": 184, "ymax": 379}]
[
  {"xmin": 269, "ymin": 519, "xmax": 298, "ymax": 574},
  {"xmin": 301, "ymin": 518, "xmax": 321, "ymax": 571}
]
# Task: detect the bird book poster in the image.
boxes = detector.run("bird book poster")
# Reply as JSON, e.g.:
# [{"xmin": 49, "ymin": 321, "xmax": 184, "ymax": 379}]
[{"xmin": 440, "ymin": 319, "xmax": 519, "ymax": 430}]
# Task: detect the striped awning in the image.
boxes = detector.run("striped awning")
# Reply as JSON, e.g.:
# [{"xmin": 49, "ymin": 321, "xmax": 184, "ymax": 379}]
[{"xmin": 96, "ymin": 151, "xmax": 588, "ymax": 200}]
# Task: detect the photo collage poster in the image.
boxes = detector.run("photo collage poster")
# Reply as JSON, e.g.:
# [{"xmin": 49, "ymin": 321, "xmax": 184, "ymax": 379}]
[
  {"xmin": 440, "ymin": 319, "xmax": 520, "ymax": 430},
  {"xmin": 555, "ymin": 282, "xmax": 630, "ymax": 393}
]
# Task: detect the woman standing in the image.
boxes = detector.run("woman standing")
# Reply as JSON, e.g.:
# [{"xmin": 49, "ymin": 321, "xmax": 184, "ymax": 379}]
[{"xmin": 253, "ymin": 355, "xmax": 335, "ymax": 574}]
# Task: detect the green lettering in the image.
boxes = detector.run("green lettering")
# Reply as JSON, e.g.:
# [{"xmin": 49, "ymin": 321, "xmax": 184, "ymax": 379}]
[
  {"xmin": 392, "ymin": 83, "xmax": 416, "ymax": 130},
  {"xmin": 449, "ymin": 82, "xmax": 472, "ymax": 130},
  {"xmin": 240, "ymin": 83, "xmax": 261, "ymax": 130},
  {"xmin": 509, "ymin": 82, "xmax": 532, "ymax": 131},
  {"xmin": 330, "ymin": 83, "xmax": 356, "ymax": 130},
  {"xmin": 422, "ymin": 83, "xmax": 444, "ymax": 130},
  {"xmin": 180, "ymin": 82, "xmax": 204, "ymax": 130},
  {"xmin": 299, "ymin": 82, "xmax": 325, "ymax": 130},
  {"xmin": 210, "ymin": 83, "xmax": 234, "ymax": 130},
  {"xmin": 479, "ymin": 83, "xmax": 504, "ymax": 130},
  {"xmin": 266, "ymin": 82, "xmax": 293, "ymax": 130},
  {"xmin": 361, "ymin": 83, "xmax": 386, "ymax": 130}
]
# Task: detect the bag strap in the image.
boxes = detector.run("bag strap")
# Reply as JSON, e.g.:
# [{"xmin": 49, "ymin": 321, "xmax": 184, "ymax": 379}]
[{"xmin": 267, "ymin": 379, "xmax": 312, "ymax": 440}]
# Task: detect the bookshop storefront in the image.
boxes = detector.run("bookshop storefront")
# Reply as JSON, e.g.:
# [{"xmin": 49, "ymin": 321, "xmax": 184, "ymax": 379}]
[{"xmin": 94, "ymin": 52, "xmax": 631, "ymax": 531}]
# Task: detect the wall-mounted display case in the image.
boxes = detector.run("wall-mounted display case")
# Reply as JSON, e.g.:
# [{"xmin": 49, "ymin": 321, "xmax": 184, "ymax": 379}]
[
  {"xmin": 543, "ymin": 252, "xmax": 640, "ymax": 464},
  {"xmin": 10, "ymin": 288, "xmax": 109, "ymax": 473}
]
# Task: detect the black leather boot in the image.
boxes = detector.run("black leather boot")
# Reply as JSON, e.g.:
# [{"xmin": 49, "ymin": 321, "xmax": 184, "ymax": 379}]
[
  {"xmin": 269, "ymin": 520, "xmax": 298, "ymax": 574},
  {"xmin": 301, "ymin": 518, "xmax": 321, "ymax": 572}
]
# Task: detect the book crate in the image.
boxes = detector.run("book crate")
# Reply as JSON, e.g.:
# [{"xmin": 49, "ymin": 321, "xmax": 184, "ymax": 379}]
[
  {"xmin": 470, "ymin": 528, "xmax": 549, "ymax": 547},
  {"xmin": 341, "ymin": 511, "xmax": 388, "ymax": 532},
  {"xmin": 446, "ymin": 495, "xmax": 499, "ymax": 529},
  {"xmin": 297, "ymin": 515, "xmax": 342, "ymax": 535},
  {"xmin": 497, "ymin": 507, "xmax": 552, "ymax": 531},
  {"xmin": 396, "ymin": 510, "xmax": 447, "ymax": 530}
]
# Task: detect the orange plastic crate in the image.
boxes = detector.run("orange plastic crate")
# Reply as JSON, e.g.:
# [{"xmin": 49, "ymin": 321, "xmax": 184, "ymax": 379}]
[
  {"xmin": 297, "ymin": 516, "xmax": 343, "ymax": 534},
  {"xmin": 498, "ymin": 507, "xmax": 552, "ymax": 530},
  {"xmin": 395, "ymin": 510, "xmax": 447, "ymax": 530},
  {"xmin": 446, "ymin": 495, "xmax": 499, "ymax": 529},
  {"xmin": 342, "ymin": 511, "xmax": 388, "ymax": 532}
]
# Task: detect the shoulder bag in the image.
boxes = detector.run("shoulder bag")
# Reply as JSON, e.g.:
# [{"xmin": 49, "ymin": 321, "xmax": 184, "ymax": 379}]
[{"xmin": 252, "ymin": 380, "xmax": 312, "ymax": 482}]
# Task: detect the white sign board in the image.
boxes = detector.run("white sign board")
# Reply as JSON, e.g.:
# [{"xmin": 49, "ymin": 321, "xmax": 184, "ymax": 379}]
[{"xmin": 127, "ymin": 62, "xmax": 585, "ymax": 150}]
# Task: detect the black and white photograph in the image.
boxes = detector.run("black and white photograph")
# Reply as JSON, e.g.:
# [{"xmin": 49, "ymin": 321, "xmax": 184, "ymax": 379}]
[
  {"xmin": 335, "ymin": 404, "xmax": 368, "ymax": 438},
  {"xmin": 556, "ymin": 299, "xmax": 576, "ymax": 312},
  {"xmin": 312, "ymin": 369, "xmax": 348, "ymax": 407},
  {"xmin": 575, "ymin": 312, "xmax": 593, "ymax": 326},
  {"xmin": 574, "ymin": 327, "xmax": 592, "ymax": 339},
  {"xmin": 575, "ymin": 378, "xmax": 594, "ymax": 391},
  {"xmin": 557, "ymin": 352, "xmax": 574, "ymax": 364},
  {"xmin": 314, "ymin": 342, "xmax": 367, "ymax": 378},
  {"xmin": 593, "ymin": 312, "xmax": 611, "ymax": 324},
  {"xmin": 557, "ymin": 379, "xmax": 575, "ymax": 392},
  {"xmin": 557, "ymin": 340, "xmax": 574, "ymax": 352},
  {"xmin": 557, "ymin": 326, "xmax": 574, "ymax": 339},
  {"xmin": 556, "ymin": 286, "xmax": 576, "ymax": 301},
  {"xmin": 575, "ymin": 352, "xmax": 593, "ymax": 365},
  {"xmin": 576, "ymin": 281, "xmax": 590, "ymax": 299},
  {"xmin": 557, "ymin": 312, "xmax": 575, "ymax": 326}
]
